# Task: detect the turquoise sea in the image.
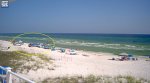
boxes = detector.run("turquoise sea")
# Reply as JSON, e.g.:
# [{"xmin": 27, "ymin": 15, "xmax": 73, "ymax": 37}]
[{"xmin": 0, "ymin": 33, "xmax": 150, "ymax": 55}]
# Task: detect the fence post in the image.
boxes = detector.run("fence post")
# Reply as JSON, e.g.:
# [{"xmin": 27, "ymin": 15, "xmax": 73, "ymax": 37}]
[{"xmin": 6, "ymin": 67, "xmax": 12, "ymax": 83}]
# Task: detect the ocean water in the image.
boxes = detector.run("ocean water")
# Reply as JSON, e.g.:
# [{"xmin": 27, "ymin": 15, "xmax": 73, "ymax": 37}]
[{"xmin": 0, "ymin": 33, "xmax": 150, "ymax": 55}]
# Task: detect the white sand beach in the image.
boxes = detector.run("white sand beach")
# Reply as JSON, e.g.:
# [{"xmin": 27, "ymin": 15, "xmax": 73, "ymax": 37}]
[{"xmin": 0, "ymin": 40, "xmax": 150, "ymax": 82}]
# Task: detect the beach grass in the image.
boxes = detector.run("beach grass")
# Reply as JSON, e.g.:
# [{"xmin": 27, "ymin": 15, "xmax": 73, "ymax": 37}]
[
  {"xmin": 0, "ymin": 50, "xmax": 52, "ymax": 72},
  {"xmin": 41, "ymin": 75, "xmax": 150, "ymax": 83}
]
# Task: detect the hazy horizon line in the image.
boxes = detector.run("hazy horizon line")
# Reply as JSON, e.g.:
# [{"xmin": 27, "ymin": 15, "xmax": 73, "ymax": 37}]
[{"xmin": 0, "ymin": 32, "xmax": 150, "ymax": 35}]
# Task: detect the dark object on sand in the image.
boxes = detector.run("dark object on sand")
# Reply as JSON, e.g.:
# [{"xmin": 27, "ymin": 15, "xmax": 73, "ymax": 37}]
[
  {"xmin": 28, "ymin": 43, "xmax": 41, "ymax": 47},
  {"xmin": 112, "ymin": 58, "xmax": 115, "ymax": 60},
  {"xmin": 7, "ymin": 47, "xmax": 10, "ymax": 49},
  {"xmin": 60, "ymin": 48, "xmax": 65, "ymax": 53},
  {"xmin": 82, "ymin": 54, "xmax": 89, "ymax": 57}
]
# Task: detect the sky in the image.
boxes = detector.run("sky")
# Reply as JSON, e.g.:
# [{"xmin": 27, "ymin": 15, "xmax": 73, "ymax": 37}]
[{"xmin": 0, "ymin": 0, "xmax": 150, "ymax": 34}]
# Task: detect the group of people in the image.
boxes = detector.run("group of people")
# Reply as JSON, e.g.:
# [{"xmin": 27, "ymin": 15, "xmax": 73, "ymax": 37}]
[{"xmin": 112, "ymin": 53, "xmax": 138, "ymax": 61}]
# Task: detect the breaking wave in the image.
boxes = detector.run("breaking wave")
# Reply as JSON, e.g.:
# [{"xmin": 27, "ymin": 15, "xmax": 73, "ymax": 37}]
[{"xmin": 55, "ymin": 39, "xmax": 150, "ymax": 51}]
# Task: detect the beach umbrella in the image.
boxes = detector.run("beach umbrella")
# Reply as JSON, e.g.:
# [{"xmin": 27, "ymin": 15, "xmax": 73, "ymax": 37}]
[{"xmin": 119, "ymin": 52, "xmax": 128, "ymax": 56}]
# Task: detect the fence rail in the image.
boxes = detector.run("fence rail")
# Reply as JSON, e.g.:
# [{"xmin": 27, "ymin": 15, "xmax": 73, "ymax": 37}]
[{"xmin": 0, "ymin": 66, "xmax": 35, "ymax": 83}]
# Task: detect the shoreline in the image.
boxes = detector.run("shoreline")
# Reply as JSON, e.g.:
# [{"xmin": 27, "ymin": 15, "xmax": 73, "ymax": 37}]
[
  {"xmin": 1, "ymin": 34, "xmax": 150, "ymax": 56},
  {"xmin": 0, "ymin": 40, "xmax": 150, "ymax": 82}
]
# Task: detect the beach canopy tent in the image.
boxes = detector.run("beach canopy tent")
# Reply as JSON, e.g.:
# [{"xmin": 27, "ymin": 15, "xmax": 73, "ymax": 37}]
[
  {"xmin": 118, "ymin": 53, "xmax": 137, "ymax": 61},
  {"xmin": 18, "ymin": 40, "xmax": 23, "ymax": 43},
  {"xmin": 119, "ymin": 53, "xmax": 128, "ymax": 56},
  {"xmin": 13, "ymin": 40, "xmax": 24, "ymax": 46},
  {"xmin": 118, "ymin": 53, "xmax": 129, "ymax": 61},
  {"xmin": 69, "ymin": 49, "xmax": 77, "ymax": 55},
  {"xmin": 119, "ymin": 53, "xmax": 133, "ymax": 57}
]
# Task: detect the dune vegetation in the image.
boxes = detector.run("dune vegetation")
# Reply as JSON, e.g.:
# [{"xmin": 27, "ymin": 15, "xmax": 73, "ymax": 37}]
[
  {"xmin": 0, "ymin": 50, "xmax": 52, "ymax": 73},
  {"xmin": 42, "ymin": 75, "xmax": 150, "ymax": 83}
]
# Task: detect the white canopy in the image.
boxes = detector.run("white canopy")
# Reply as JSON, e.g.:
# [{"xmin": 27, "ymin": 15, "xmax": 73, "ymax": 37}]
[{"xmin": 119, "ymin": 52, "xmax": 128, "ymax": 56}]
